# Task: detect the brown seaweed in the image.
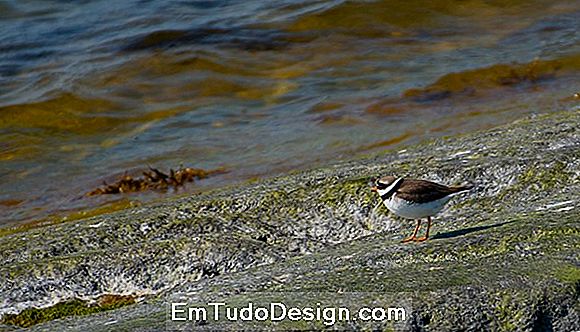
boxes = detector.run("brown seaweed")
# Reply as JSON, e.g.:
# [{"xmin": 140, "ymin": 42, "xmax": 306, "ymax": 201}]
[{"xmin": 86, "ymin": 166, "xmax": 226, "ymax": 196}]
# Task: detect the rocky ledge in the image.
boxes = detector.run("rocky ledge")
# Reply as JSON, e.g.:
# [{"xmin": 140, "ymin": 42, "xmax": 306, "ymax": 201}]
[{"xmin": 0, "ymin": 109, "xmax": 578, "ymax": 331}]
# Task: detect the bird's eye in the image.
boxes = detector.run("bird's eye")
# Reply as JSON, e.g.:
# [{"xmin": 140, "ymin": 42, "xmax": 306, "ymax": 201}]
[{"xmin": 375, "ymin": 182, "xmax": 387, "ymax": 189}]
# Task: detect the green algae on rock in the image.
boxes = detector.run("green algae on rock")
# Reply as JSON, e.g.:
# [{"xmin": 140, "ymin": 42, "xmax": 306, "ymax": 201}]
[
  {"xmin": 0, "ymin": 109, "xmax": 578, "ymax": 331},
  {"xmin": 1, "ymin": 295, "xmax": 135, "ymax": 328}
]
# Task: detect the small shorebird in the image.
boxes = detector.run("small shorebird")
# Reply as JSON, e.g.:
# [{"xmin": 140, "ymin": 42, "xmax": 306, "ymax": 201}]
[{"xmin": 371, "ymin": 176, "xmax": 472, "ymax": 242}]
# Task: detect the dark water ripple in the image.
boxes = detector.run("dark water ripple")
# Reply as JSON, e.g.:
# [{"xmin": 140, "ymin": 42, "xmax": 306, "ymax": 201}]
[{"xmin": 120, "ymin": 28, "xmax": 312, "ymax": 52}]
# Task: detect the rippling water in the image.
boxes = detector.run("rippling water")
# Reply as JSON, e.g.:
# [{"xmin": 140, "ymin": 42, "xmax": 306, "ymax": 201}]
[{"xmin": 1, "ymin": 0, "xmax": 579, "ymax": 227}]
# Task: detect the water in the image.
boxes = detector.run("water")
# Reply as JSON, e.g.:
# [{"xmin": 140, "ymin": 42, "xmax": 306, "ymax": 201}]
[{"xmin": 1, "ymin": 0, "xmax": 579, "ymax": 227}]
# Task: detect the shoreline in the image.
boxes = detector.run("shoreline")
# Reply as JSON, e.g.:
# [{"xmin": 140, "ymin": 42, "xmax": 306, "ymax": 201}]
[{"xmin": 1, "ymin": 108, "xmax": 578, "ymax": 330}]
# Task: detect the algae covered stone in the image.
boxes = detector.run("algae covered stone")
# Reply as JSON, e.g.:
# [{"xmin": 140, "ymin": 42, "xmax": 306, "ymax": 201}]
[{"xmin": 0, "ymin": 109, "xmax": 578, "ymax": 331}]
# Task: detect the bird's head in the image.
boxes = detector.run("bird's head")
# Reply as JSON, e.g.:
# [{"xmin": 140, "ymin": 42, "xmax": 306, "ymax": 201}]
[{"xmin": 371, "ymin": 176, "xmax": 403, "ymax": 199}]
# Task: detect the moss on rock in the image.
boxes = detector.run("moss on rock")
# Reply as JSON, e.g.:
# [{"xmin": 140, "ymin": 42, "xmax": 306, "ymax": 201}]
[{"xmin": 1, "ymin": 295, "xmax": 135, "ymax": 328}]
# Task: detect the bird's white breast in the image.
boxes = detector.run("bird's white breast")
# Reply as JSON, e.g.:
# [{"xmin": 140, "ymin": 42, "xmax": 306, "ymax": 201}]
[{"xmin": 384, "ymin": 194, "xmax": 452, "ymax": 219}]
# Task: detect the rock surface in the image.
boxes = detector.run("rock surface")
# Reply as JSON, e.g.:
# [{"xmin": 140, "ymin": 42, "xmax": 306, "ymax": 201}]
[{"xmin": 0, "ymin": 109, "xmax": 578, "ymax": 331}]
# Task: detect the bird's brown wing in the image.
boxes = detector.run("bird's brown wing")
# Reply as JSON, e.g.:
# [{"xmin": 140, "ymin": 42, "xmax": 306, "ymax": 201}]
[{"xmin": 395, "ymin": 179, "xmax": 463, "ymax": 203}]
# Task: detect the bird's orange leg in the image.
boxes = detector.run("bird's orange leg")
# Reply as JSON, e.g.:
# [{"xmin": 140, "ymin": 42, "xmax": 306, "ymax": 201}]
[
  {"xmin": 402, "ymin": 219, "xmax": 422, "ymax": 243},
  {"xmin": 415, "ymin": 217, "xmax": 432, "ymax": 242}
]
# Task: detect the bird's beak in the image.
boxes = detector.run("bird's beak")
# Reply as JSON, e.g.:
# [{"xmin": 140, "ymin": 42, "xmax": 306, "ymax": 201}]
[{"xmin": 370, "ymin": 186, "xmax": 378, "ymax": 192}]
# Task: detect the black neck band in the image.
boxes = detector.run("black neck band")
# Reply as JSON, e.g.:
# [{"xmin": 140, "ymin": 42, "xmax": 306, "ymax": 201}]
[{"xmin": 381, "ymin": 192, "xmax": 393, "ymax": 201}]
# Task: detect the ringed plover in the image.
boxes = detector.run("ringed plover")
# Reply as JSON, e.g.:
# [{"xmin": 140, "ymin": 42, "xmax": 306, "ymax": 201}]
[{"xmin": 371, "ymin": 176, "xmax": 472, "ymax": 242}]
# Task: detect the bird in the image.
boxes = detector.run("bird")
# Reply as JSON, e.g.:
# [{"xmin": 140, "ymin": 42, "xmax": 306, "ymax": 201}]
[{"xmin": 371, "ymin": 176, "xmax": 472, "ymax": 243}]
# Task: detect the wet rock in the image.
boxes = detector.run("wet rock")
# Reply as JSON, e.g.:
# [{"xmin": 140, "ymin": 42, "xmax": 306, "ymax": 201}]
[{"xmin": 0, "ymin": 109, "xmax": 578, "ymax": 330}]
